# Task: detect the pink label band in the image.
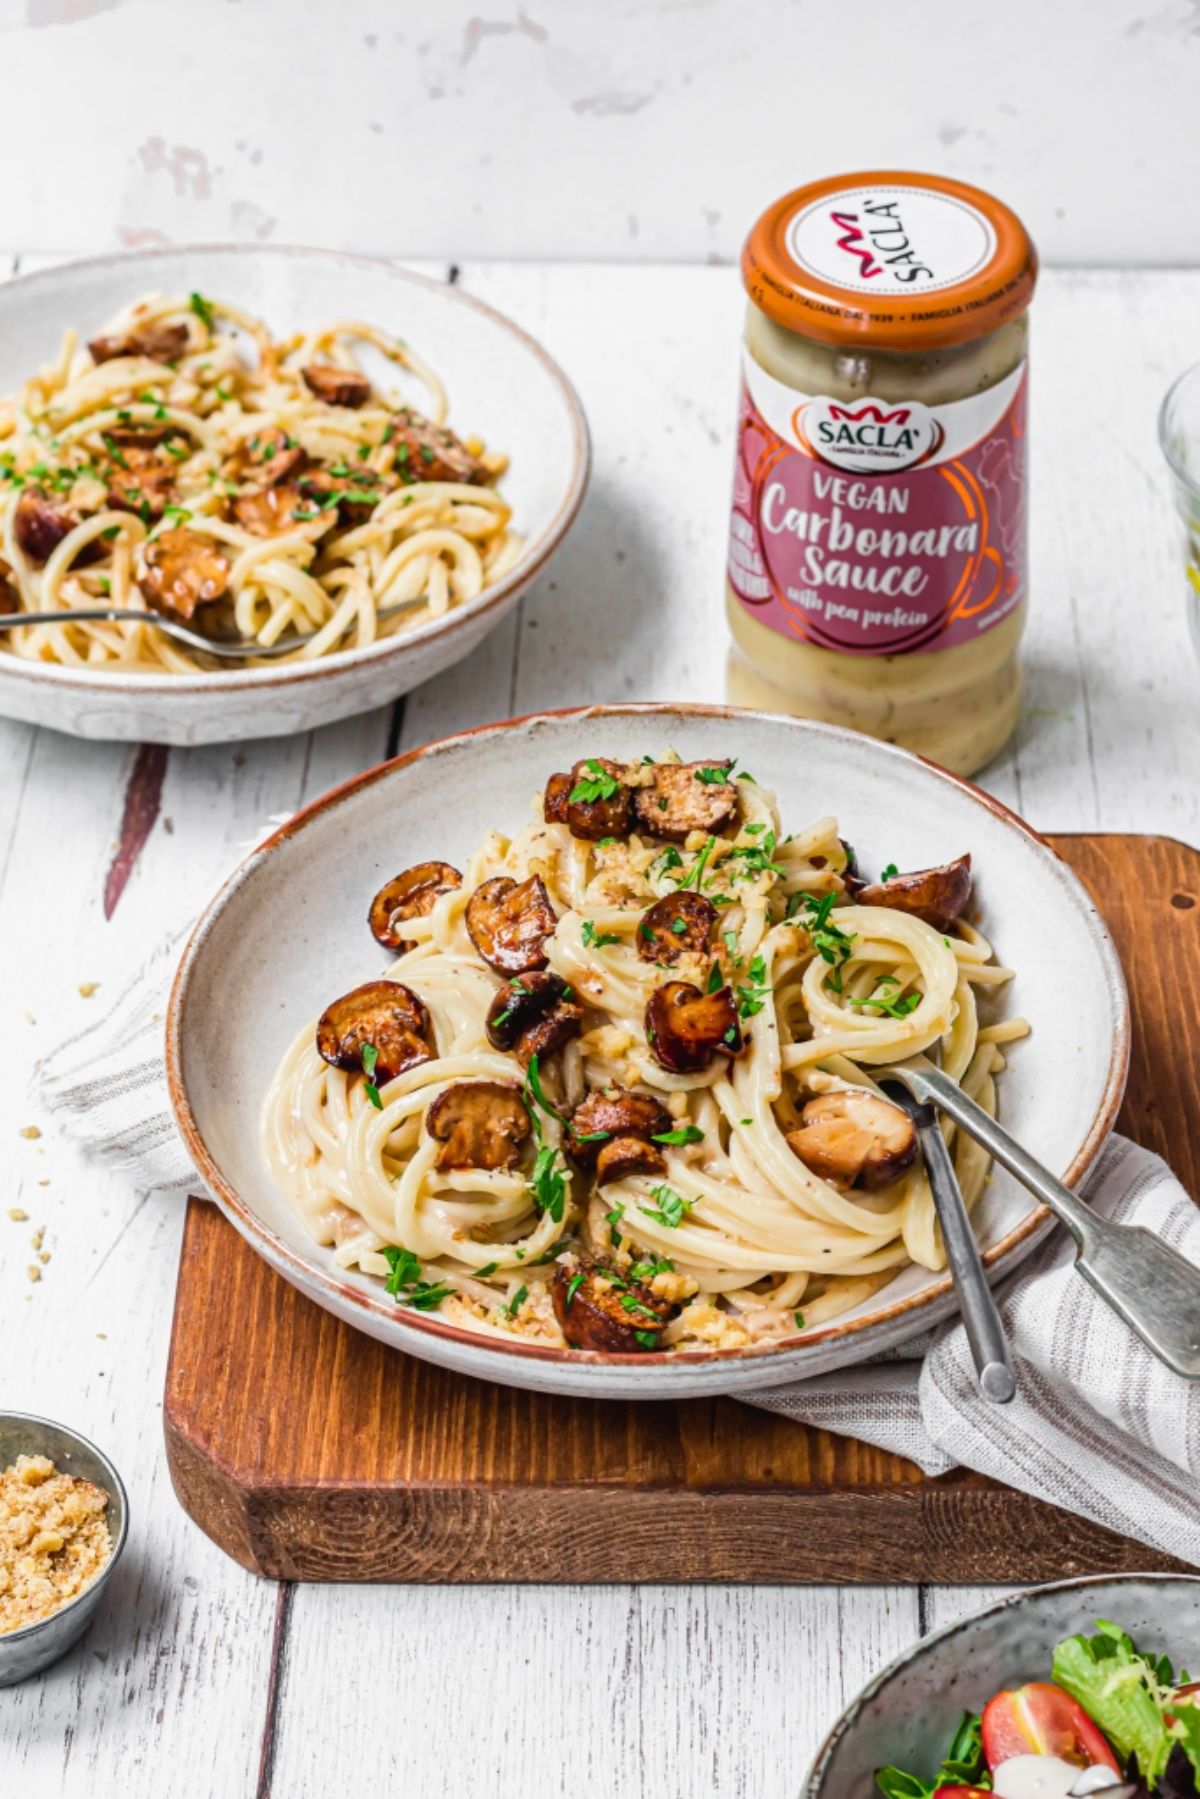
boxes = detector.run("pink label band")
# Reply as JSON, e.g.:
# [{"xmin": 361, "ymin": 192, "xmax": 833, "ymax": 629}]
[{"xmin": 728, "ymin": 367, "xmax": 1028, "ymax": 656}]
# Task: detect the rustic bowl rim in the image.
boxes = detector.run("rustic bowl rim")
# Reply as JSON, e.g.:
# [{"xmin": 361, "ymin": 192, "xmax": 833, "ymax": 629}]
[
  {"xmin": 165, "ymin": 700, "xmax": 1131, "ymax": 1381},
  {"xmin": 0, "ymin": 241, "xmax": 591, "ymax": 700}
]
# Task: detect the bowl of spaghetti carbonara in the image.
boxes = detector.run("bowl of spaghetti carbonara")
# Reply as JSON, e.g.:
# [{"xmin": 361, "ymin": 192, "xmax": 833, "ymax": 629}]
[
  {"xmin": 168, "ymin": 705, "xmax": 1129, "ymax": 1399},
  {"xmin": 0, "ymin": 246, "xmax": 588, "ymax": 743}
]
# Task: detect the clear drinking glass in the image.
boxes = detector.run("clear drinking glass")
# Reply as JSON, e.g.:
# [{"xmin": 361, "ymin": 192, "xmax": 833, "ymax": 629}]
[{"xmin": 1158, "ymin": 363, "xmax": 1200, "ymax": 658}]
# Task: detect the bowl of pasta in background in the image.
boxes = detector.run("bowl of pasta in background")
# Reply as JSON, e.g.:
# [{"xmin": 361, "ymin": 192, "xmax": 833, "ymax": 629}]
[
  {"xmin": 804, "ymin": 1575, "xmax": 1200, "ymax": 1799},
  {"xmin": 0, "ymin": 244, "xmax": 589, "ymax": 744},
  {"xmin": 167, "ymin": 703, "xmax": 1129, "ymax": 1400}
]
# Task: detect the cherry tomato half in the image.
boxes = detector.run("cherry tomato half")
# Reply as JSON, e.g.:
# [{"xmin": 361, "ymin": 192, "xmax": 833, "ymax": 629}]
[
  {"xmin": 981, "ymin": 1684, "xmax": 1120, "ymax": 1773},
  {"xmin": 934, "ymin": 1789, "xmax": 993, "ymax": 1799}
]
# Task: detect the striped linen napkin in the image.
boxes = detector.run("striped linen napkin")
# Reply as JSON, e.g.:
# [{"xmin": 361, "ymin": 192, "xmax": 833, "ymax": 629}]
[{"xmin": 37, "ymin": 945, "xmax": 1200, "ymax": 1570}]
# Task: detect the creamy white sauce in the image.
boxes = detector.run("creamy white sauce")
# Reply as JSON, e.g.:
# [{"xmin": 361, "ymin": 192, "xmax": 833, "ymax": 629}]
[{"xmin": 993, "ymin": 1758, "xmax": 1121, "ymax": 1799}]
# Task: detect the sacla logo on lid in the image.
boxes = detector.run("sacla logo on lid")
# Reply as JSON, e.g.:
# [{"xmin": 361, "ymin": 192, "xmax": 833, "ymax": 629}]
[{"xmin": 796, "ymin": 397, "xmax": 943, "ymax": 474}]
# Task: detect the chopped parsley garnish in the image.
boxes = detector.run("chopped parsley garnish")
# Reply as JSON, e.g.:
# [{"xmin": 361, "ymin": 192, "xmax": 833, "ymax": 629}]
[
  {"xmin": 504, "ymin": 1284, "xmax": 529, "ymax": 1320},
  {"xmin": 676, "ymin": 836, "xmax": 716, "ymax": 892},
  {"xmin": 706, "ymin": 962, "xmax": 724, "ymax": 995},
  {"xmin": 101, "ymin": 433, "xmax": 128, "ymax": 470},
  {"xmin": 605, "ymin": 1203, "xmax": 625, "ymax": 1248},
  {"xmin": 849, "ymin": 979, "xmax": 921, "ymax": 1019},
  {"xmin": 162, "ymin": 504, "xmax": 192, "ymax": 525},
  {"xmin": 163, "ymin": 439, "xmax": 188, "ymax": 459},
  {"xmin": 581, "ymin": 920, "xmax": 621, "ymax": 949},
  {"xmin": 693, "ymin": 763, "xmax": 730, "ymax": 785},
  {"xmin": 736, "ymin": 955, "xmax": 772, "ymax": 1018},
  {"xmin": 881, "ymin": 862, "xmax": 899, "ymax": 882},
  {"xmin": 725, "ymin": 830, "xmax": 784, "ymax": 881},
  {"xmin": 524, "ymin": 1051, "xmax": 568, "ymax": 1126},
  {"xmin": 652, "ymin": 1124, "xmax": 704, "ymax": 1146},
  {"xmin": 189, "ymin": 291, "xmax": 216, "ymax": 330},
  {"xmin": 569, "ymin": 758, "xmax": 620, "ymax": 805},
  {"xmin": 629, "ymin": 1256, "xmax": 674, "ymax": 1280},
  {"xmin": 565, "ymin": 1271, "xmax": 586, "ymax": 1309},
  {"xmin": 382, "ymin": 1245, "xmax": 453, "ymax": 1310},
  {"xmin": 475, "ymin": 1261, "xmax": 499, "ymax": 1278},
  {"xmin": 723, "ymin": 929, "xmax": 743, "ymax": 965},
  {"xmin": 634, "ymin": 1329, "xmax": 661, "ymax": 1348},
  {"xmin": 360, "ymin": 1042, "xmax": 383, "ymax": 1109},
  {"xmin": 643, "ymin": 1184, "xmax": 695, "ymax": 1229},
  {"xmin": 529, "ymin": 1143, "xmax": 568, "ymax": 1224},
  {"xmin": 802, "ymin": 892, "xmax": 856, "ymax": 968},
  {"xmin": 794, "ymin": 1310, "xmax": 806, "ymax": 1330}
]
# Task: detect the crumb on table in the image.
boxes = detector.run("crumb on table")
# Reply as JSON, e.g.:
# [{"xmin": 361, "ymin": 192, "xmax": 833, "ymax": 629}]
[
  {"xmin": 0, "ymin": 1454, "xmax": 112, "ymax": 1635},
  {"xmin": 7, "ymin": 1208, "xmax": 28, "ymax": 1223},
  {"xmin": 18, "ymin": 1126, "xmax": 41, "ymax": 1141}
]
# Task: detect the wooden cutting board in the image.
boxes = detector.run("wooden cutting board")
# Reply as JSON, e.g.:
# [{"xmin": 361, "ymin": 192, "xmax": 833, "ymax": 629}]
[{"xmin": 164, "ymin": 833, "xmax": 1200, "ymax": 1584}]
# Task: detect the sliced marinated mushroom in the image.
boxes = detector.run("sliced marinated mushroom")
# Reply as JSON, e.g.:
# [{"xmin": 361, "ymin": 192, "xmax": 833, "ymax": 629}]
[
  {"xmin": 466, "ymin": 875, "xmax": 557, "ymax": 974},
  {"xmin": 637, "ymin": 892, "xmax": 716, "ymax": 965},
  {"xmin": 425, "ymin": 1079, "xmax": 530, "ymax": 1171},
  {"xmin": 634, "ymin": 759, "xmax": 739, "ymax": 842},
  {"xmin": 594, "ymin": 1135, "xmax": 666, "ymax": 1186},
  {"xmin": 785, "ymin": 1090, "xmax": 917, "ymax": 1191},
  {"xmin": 562, "ymin": 758, "xmax": 634, "ymax": 842},
  {"xmin": 552, "ymin": 1255, "xmax": 677, "ymax": 1352},
  {"xmin": 0, "ymin": 559, "xmax": 16, "ymax": 615},
  {"xmin": 543, "ymin": 771, "xmax": 571, "ymax": 825},
  {"xmin": 369, "ymin": 861, "xmax": 462, "ymax": 950},
  {"xmin": 854, "ymin": 854, "xmax": 973, "ymax": 931},
  {"xmin": 390, "ymin": 406, "xmax": 488, "ymax": 486},
  {"xmin": 231, "ymin": 483, "xmax": 322, "ymax": 537},
  {"xmin": 137, "ymin": 529, "xmax": 231, "ymax": 620},
  {"xmin": 13, "ymin": 489, "xmax": 79, "ymax": 564},
  {"xmin": 106, "ymin": 446, "xmax": 175, "ymax": 520},
  {"xmin": 302, "ymin": 363, "xmax": 372, "ymax": 408},
  {"xmin": 645, "ymin": 980, "xmax": 742, "ymax": 1074},
  {"xmin": 88, "ymin": 320, "xmax": 189, "ymax": 365},
  {"xmin": 227, "ymin": 426, "xmax": 308, "ymax": 491},
  {"xmin": 565, "ymin": 1087, "xmax": 673, "ymax": 1167},
  {"xmin": 316, "ymin": 978, "xmax": 432, "ymax": 1082},
  {"xmin": 485, "ymin": 971, "xmax": 583, "ymax": 1066}
]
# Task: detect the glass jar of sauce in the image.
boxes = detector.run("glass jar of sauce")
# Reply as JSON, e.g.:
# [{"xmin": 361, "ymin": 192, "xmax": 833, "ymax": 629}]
[{"xmin": 726, "ymin": 171, "xmax": 1037, "ymax": 775}]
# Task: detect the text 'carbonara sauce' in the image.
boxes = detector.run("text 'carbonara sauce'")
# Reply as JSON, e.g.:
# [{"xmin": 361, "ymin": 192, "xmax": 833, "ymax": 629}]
[{"xmin": 726, "ymin": 171, "xmax": 1037, "ymax": 775}]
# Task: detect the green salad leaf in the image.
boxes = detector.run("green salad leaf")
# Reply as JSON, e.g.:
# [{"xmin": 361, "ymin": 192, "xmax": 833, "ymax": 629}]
[{"xmin": 876, "ymin": 1711, "xmax": 990, "ymax": 1799}]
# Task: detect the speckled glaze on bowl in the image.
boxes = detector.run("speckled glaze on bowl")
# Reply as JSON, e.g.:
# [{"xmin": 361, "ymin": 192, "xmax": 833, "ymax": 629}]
[
  {"xmin": 0, "ymin": 1412, "xmax": 129, "ymax": 1686},
  {"xmin": 806, "ymin": 1575, "xmax": 1200, "ymax": 1799},
  {"xmin": 0, "ymin": 245, "xmax": 589, "ymax": 745},
  {"xmin": 167, "ymin": 703, "xmax": 1130, "ymax": 1401}
]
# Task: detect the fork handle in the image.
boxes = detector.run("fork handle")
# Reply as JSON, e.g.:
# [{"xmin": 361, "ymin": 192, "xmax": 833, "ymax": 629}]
[{"xmin": 890, "ymin": 1062, "xmax": 1200, "ymax": 1380}]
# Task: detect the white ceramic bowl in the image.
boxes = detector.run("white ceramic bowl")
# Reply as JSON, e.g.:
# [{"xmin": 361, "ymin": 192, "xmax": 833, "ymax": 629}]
[
  {"xmin": 0, "ymin": 246, "xmax": 589, "ymax": 744},
  {"xmin": 806, "ymin": 1575, "xmax": 1200, "ymax": 1799},
  {"xmin": 167, "ymin": 704, "xmax": 1129, "ymax": 1400}
]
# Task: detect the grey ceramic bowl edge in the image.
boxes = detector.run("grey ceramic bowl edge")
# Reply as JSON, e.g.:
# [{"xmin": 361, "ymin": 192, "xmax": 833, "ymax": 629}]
[{"xmin": 805, "ymin": 1574, "xmax": 1200, "ymax": 1799}]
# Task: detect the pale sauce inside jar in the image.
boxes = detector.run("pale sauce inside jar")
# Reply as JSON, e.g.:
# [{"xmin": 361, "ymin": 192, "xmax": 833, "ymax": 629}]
[{"xmin": 726, "ymin": 172, "xmax": 1037, "ymax": 776}]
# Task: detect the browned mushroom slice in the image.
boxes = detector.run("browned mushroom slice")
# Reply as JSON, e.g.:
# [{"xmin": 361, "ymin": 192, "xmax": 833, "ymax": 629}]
[
  {"xmin": 316, "ymin": 978, "xmax": 432, "ymax": 1084},
  {"xmin": 0, "ymin": 559, "xmax": 16, "ymax": 615},
  {"xmin": 231, "ymin": 484, "xmax": 320, "ymax": 537},
  {"xmin": 369, "ymin": 861, "xmax": 463, "ymax": 950},
  {"xmin": 390, "ymin": 406, "xmax": 488, "ymax": 486},
  {"xmin": 137, "ymin": 529, "xmax": 231, "ymax": 620},
  {"xmin": 106, "ymin": 446, "xmax": 175, "ymax": 521},
  {"xmin": 485, "ymin": 971, "xmax": 583, "ymax": 1066},
  {"xmin": 425, "ymin": 1078, "xmax": 530, "ymax": 1170},
  {"xmin": 854, "ymin": 854, "xmax": 973, "ymax": 931},
  {"xmin": 839, "ymin": 839, "xmax": 867, "ymax": 900},
  {"xmin": 565, "ymin": 1087, "xmax": 673, "ymax": 1167},
  {"xmin": 563, "ymin": 758, "xmax": 634, "ymax": 842},
  {"xmin": 302, "ymin": 363, "xmax": 372, "ymax": 408},
  {"xmin": 594, "ymin": 1135, "xmax": 666, "ymax": 1186},
  {"xmin": 543, "ymin": 772, "xmax": 571, "ymax": 825},
  {"xmin": 466, "ymin": 875, "xmax": 557, "ymax": 974},
  {"xmin": 636, "ymin": 892, "xmax": 717, "ymax": 965},
  {"xmin": 13, "ymin": 489, "xmax": 79, "ymax": 565},
  {"xmin": 645, "ymin": 980, "xmax": 742, "ymax": 1074},
  {"xmin": 227, "ymin": 426, "xmax": 308, "ymax": 491},
  {"xmin": 633, "ymin": 760, "xmax": 739, "ymax": 843},
  {"xmin": 552, "ymin": 1256, "xmax": 676, "ymax": 1352},
  {"xmin": 88, "ymin": 321, "xmax": 189, "ymax": 365},
  {"xmin": 785, "ymin": 1090, "xmax": 917, "ymax": 1191}
]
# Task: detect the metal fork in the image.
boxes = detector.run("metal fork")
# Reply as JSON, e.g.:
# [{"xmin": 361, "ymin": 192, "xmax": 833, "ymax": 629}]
[
  {"xmin": 0, "ymin": 602, "xmax": 418, "ymax": 661},
  {"xmin": 887, "ymin": 1057, "xmax": 1200, "ymax": 1381},
  {"xmin": 881, "ymin": 1077, "xmax": 1017, "ymax": 1405}
]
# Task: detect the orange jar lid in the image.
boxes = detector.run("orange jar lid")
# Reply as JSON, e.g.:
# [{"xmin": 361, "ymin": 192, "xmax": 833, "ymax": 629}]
[{"xmin": 743, "ymin": 171, "xmax": 1037, "ymax": 352}]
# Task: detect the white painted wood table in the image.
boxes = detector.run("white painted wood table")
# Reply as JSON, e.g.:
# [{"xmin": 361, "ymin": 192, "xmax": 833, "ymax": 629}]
[{"xmin": 1, "ymin": 257, "xmax": 1196, "ymax": 1797}]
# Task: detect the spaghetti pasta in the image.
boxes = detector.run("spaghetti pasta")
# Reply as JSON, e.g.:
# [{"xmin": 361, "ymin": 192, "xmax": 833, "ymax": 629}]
[
  {"xmin": 0, "ymin": 290, "xmax": 520, "ymax": 671},
  {"xmin": 261, "ymin": 752, "xmax": 1028, "ymax": 1355}
]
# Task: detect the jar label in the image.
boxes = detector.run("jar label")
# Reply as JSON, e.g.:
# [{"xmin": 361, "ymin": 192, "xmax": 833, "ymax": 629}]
[{"xmin": 727, "ymin": 352, "xmax": 1027, "ymax": 656}]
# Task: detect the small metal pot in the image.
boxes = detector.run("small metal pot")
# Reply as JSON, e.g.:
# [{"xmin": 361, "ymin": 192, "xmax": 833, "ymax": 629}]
[{"xmin": 0, "ymin": 1412, "xmax": 129, "ymax": 1686}]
